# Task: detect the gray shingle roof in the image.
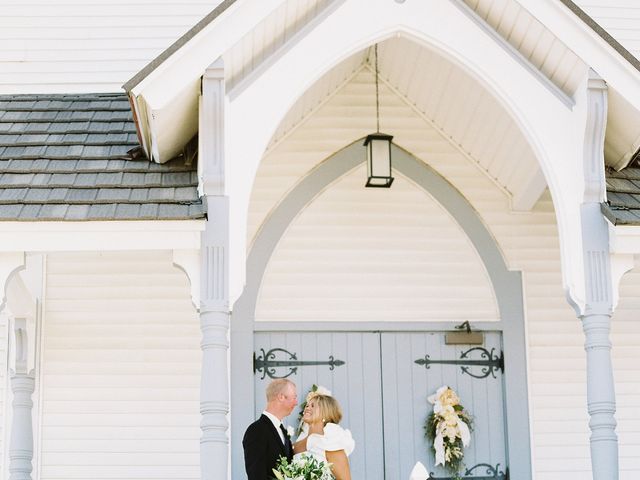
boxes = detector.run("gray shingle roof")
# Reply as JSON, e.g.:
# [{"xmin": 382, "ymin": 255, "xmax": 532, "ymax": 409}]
[
  {"xmin": 0, "ymin": 93, "xmax": 204, "ymax": 221},
  {"xmin": 602, "ymin": 165, "xmax": 640, "ymax": 226}
]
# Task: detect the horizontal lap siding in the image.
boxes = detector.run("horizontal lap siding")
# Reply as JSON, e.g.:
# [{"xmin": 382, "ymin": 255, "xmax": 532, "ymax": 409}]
[
  {"xmin": 573, "ymin": 1, "xmax": 640, "ymax": 59},
  {"xmin": 612, "ymin": 265, "xmax": 640, "ymax": 478},
  {"xmin": 0, "ymin": 1, "xmax": 222, "ymax": 93},
  {"xmin": 249, "ymin": 69, "xmax": 640, "ymax": 478},
  {"xmin": 256, "ymin": 165, "xmax": 499, "ymax": 322},
  {"xmin": 40, "ymin": 251, "xmax": 200, "ymax": 480}
]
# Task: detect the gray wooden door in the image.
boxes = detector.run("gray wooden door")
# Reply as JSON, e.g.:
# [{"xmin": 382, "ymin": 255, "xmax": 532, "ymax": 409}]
[
  {"xmin": 253, "ymin": 331, "xmax": 507, "ymax": 480},
  {"xmin": 381, "ymin": 332, "xmax": 507, "ymax": 479},
  {"xmin": 253, "ymin": 332, "xmax": 385, "ymax": 480}
]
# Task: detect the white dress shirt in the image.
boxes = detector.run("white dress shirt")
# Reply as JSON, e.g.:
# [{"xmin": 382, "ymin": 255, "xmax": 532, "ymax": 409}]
[{"xmin": 263, "ymin": 410, "xmax": 285, "ymax": 444}]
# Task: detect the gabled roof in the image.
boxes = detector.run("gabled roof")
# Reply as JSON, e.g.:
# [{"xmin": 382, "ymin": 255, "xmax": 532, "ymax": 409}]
[
  {"xmin": 124, "ymin": 0, "xmax": 640, "ymax": 170},
  {"xmin": 0, "ymin": 94, "xmax": 204, "ymax": 221}
]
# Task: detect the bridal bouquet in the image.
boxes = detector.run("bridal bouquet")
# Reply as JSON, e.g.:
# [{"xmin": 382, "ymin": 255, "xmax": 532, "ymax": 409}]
[
  {"xmin": 425, "ymin": 386, "xmax": 473, "ymax": 480},
  {"xmin": 272, "ymin": 454, "xmax": 334, "ymax": 480}
]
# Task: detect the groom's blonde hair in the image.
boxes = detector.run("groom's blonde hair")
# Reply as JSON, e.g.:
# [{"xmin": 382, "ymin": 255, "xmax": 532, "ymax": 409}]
[
  {"xmin": 311, "ymin": 395, "xmax": 342, "ymax": 425},
  {"xmin": 266, "ymin": 379, "xmax": 295, "ymax": 401}
]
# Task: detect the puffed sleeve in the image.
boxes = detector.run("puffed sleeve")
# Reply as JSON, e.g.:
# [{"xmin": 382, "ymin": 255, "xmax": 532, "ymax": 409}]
[{"xmin": 307, "ymin": 423, "xmax": 355, "ymax": 456}]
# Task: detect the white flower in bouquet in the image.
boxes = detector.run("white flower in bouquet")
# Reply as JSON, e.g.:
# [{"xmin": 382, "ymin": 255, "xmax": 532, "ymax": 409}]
[
  {"xmin": 314, "ymin": 385, "xmax": 332, "ymax": 397},
  {"xmin": 272, "ymin": 454, "xmax": 334, "ymax": 480},
  {"xmin": 425, "ymin": 386, "xmax": 473, "ymax": 480}
]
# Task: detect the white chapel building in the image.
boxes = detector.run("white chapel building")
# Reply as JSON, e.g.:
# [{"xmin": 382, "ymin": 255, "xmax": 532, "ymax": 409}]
[{"xmin": 1, "ymin": 1, "xmax": 640, "ymax": 479}]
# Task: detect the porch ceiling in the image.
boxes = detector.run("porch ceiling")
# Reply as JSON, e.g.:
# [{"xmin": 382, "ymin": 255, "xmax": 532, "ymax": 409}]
[
  {"xmin": 270, "ymin": 36, "xmax": 545, "ymax": 210},
  {"xmin": 461, "ymin": 0, "xmax": 640, "ymax": 170}
]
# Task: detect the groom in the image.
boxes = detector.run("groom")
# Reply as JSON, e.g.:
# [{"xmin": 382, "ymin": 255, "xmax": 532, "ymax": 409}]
[{"xmin": 243, "ymin": 379, "xmax": 298, "ymax": 480}]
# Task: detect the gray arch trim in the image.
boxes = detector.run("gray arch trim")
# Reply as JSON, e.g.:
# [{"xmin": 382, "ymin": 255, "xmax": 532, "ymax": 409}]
[{"xmin": 231, "ymin": 140, "xmax": 532, "ymax": 480}]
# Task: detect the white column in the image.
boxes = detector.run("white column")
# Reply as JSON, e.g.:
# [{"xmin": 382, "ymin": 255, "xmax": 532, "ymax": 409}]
[
  {"xmin": 199, "ymin": 58, "xmax": 230, "ymax": 480},
  {"xmin": 578, "ymin": 204, "xmax": 619, "ymax": 480},
  {"xmin": 200, "ymin": 308, "xmax": 230, "ymax": 479},
  {"xmin": 199, "ymin": 199, "xmax": 231, "ymax": 480},
  {"xmin": 0, "ymin": 254, "xmax": 30, "ymax": 479},
  {"xmin": 8, "ymin": 373, "xmax": 35, "ymax": 480},
  {"xmin": 581, "ymin": 312, "xmax": 617, "ymax": 479},
  {"xmin": 567, "ymin": 72, "xmax": 619, "ymax": 480},
  {"xmin": 8, "ymin": 314, "xmax": 35, "ymax": 480}
]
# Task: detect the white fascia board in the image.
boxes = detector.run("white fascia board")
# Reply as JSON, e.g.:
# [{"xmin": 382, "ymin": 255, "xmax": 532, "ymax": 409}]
[
  {"xmin": 609, "ymin": 223, "xmax": 640, "ymax": 254},
  {"xmin": 130, "ymin": 0, "xmax": 285, "ymax": 163},
  {"xmin": 131, "ymin": 0, "xmax": 285, "ymax": 102},
  {"xmin": 518, "ymin": 0, "xmax": 640, "ymax": 111},
  {"xmin": 0, "ymin": 220, "xmax": 205, "ymax": 253}
]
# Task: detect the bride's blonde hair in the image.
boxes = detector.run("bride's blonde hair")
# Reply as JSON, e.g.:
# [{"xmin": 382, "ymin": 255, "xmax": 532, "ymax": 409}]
[{"xmin": 308, "ymin": 394, "xmax": 342, "ymax": 425}]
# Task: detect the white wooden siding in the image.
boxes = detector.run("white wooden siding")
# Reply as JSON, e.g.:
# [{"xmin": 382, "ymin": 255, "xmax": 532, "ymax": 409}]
[
  {"xmin": 612, "ymin": 262, "xmax": 640, "ymax": 478},
  {"xmin": 0, "ymin": 0, "xmax": 222, "ymax": 93},
  {"xmin": 256, "ymin": 166, "xmax": 499, "ymax": 323},
  {"xmin": 463, "ymin": 0, "xmax": 588, "ymax": 96},
  {"xmin": 40, "ymin": 251, "xmax": 200, "ymax": 479},
  {"xmin": 573, "ymin": 0, "xmax": 640, "ymax": 59},
  {"xmin": 248, "ymin": 68, "xmax": 640, "ymax": 478},
  {"xmin": 224, "ymin": 0, "xmax": 333, "ymax": 91}
]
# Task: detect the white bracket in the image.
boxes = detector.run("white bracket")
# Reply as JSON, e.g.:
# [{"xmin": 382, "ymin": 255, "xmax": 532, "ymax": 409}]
[{"xmin": 173, "ymin": 249, "xmax": 201, "ymax": 310}]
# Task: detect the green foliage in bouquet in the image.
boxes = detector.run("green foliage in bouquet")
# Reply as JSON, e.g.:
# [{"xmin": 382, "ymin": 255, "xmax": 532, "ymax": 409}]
[
  {"xmin": 272, "ymin": 454, "xmax": 334, "ymax": 480},
  {"xmin": 424, "ymin": 386, "xmax": 474, "ymax": 480},
  {"xmin": 425, "ymin": 410, "xmax": 473, "ymax": 479}
]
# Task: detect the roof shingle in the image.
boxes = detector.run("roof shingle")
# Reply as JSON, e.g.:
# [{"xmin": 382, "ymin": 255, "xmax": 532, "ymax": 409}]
[
  {"xmin": 602, "ymin": 165, "xmax": 640, "ymax": 226},
  {"xmin": 0, "ymin": 93, "xmax": 204, "ymax": 221}
]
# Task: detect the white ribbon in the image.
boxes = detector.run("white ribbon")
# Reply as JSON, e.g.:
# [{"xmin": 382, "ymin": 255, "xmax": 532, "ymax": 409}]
[
  {"xmin": 409, "ymin": 461, "xmax": 430, "ymax": 480},
  {"xmin": 433, "ymin": 432, "xmax": 446, "ymax": 466},
  {"xmin": 458, "ymin": 418, "xmax": 471, "ymax": 447}
]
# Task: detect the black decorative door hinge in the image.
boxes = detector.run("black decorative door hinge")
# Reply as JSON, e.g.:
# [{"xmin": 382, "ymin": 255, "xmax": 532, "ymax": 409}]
[
  {"xmin": 253, "ymin": 348, "xmax": 346, "ymax": 379},
  {"xmin": 429, "ymin": 463, "xmax": 508, "ymax": 480},
  {"xmin": 415, "ymin": 347, "xmax": 504, "ymax": 379}
]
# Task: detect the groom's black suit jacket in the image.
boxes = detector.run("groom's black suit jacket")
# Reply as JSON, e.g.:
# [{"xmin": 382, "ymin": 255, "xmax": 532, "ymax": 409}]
[{"xmin": 243, "ymin": 414, "xmax": 294, "ymax": 480}]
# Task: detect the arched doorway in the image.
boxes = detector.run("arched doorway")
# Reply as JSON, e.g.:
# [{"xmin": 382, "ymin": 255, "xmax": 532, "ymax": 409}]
[{"xmin": 231, "ymin": 142, "xmax": 531, "ymax": 479}]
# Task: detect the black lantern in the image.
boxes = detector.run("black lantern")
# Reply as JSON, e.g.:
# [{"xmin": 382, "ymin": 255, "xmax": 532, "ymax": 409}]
[
  {"xmin": 365, "ymin": 44, "xmax": 394, "ymax": 188},
  {"xmin": 364, "ymin": 133, "xmax": 394, "ymax": 187}
]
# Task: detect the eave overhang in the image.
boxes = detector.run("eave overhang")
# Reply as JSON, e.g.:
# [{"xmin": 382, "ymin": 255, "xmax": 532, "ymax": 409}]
[
  {"xmin": 122, "ymin": 0, "xmax": 285, "ymax": 163},
  {"xmin": 124, "ymin": 0, "xmax": 640, "ymax": 167}
]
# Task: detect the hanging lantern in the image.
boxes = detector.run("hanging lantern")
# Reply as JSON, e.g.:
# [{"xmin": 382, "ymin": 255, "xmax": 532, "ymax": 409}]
[
  {"xmin": 365, "ymin": 43, "xmax": 394, "ymax": 188},
  {"xmin": 364, "ymin": 133, "xmax": 394, "ymax": 188}
]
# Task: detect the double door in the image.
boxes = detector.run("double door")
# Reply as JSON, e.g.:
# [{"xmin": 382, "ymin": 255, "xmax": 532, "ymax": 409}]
[{"xmin": 253, "ymin": 331, "xmax": 508, "ymax": 480}]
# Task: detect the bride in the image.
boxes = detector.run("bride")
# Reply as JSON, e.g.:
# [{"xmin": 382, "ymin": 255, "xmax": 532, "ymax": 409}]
[{"xmin": 293, "ymin": 392, "xmax": 355, "ymax": 480}]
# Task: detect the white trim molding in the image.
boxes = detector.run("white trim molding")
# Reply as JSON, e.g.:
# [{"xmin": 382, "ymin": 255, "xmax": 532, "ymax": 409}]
[
  {"xmin": 608, "ymin": 224, "xmax": 640, "ymax": 254},
  {"xmin": 0, "ymin": 221, "xmax": 204, "ymax": 252}
]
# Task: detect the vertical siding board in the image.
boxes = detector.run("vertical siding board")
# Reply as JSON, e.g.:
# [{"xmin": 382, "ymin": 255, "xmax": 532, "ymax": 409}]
[
  {"xmin": 253, "ymin": 332, "xmax": 384, "ymax": 480},
  {"xmin": 380, "ymin": 333, "xmax": 507, "ymax": 478}
]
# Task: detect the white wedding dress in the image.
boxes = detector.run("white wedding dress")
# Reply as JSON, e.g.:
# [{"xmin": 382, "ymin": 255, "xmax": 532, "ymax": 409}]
[{"xmin": 294, "ymin": 422, "xmax": 355, "ymax": 463}]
